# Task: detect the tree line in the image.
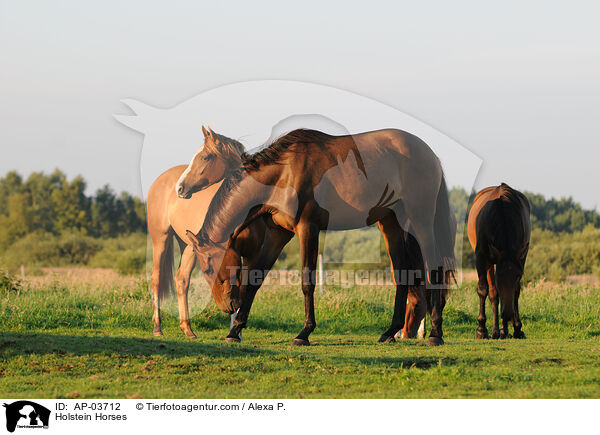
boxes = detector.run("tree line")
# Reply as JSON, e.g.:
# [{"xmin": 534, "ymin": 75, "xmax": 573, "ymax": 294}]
[
  {"xmin": 0, "ymin": 170, "xmax": 598, "ymax": 254},
  {"xmin": 0, "ymin": 170, "xmax": 146, "ymax": 251}
]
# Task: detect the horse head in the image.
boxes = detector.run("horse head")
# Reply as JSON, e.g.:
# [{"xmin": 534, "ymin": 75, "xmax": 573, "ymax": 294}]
[
  {"xmin": 176, "ymin": 126, "xmax": 246, "ymax": 199},
  {"xmin": 186, "ymin": 230, "xmax": 243, "ymax": 314}
]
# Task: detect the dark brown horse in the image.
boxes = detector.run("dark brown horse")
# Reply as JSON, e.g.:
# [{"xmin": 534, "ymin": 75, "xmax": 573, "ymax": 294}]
[
  {"xmin": 184, "ymin": 127, "xmax": 456, "ymax": 346},
  {"xmin": 189, "ymin": 214, "xmax": 440, "ymax": 342},
  {"xmin": 467, "ymin": 183, "xmax": 530, "ymax": 339}
]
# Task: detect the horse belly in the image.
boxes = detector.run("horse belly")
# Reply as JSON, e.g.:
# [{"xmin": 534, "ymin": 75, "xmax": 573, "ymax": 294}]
[{"xmin": 314, "ymin": 159, "xmax": 402, "ymax": 230}]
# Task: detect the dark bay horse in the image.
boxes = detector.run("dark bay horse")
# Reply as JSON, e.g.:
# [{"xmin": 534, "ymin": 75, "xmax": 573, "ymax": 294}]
[
  {"xmin": 467, "ymin": 183, "xmax": 530, "ymax": 339},
  {"xmin": 148, "ymin": 127, "xmax": 431, "ymax": 340},
  {"xmin": 188, "ymin": 213, "xmax": 439, "ymax": 342},
  {"xmin": 183, "ymin": 127, "xmax": 456, "ymax": 346}
]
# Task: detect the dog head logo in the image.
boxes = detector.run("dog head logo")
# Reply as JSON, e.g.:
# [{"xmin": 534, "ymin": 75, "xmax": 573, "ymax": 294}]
[{"xmin": 3, "ymin": 401, "xmax": 50, "ymax": 432}]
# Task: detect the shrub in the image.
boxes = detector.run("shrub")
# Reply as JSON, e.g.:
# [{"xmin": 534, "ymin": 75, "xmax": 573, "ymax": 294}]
[
  {"xmin": 88, "ymin": 233, "xmax": 148, "ymax": 268},
  {"xmin": 0, "ymin": 271, "xmax": 22, "ymax": 294},
  {"xmin": 0, "ymin": 231, "xmax": 101, "ymax": 270},
  {"xmin": 115, "ymin": 249, "xmax": 146, "ymax": 275}
]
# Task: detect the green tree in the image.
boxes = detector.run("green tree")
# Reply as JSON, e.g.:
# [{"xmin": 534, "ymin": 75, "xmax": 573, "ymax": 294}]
[
  {"xmin": 0, "ymin": 171, "xmax": 23, "ymax": 216},
  {"xmin": 22, "ymin": 171, "xmax": 59, "ymax": 233},
  {"xmin": 116, "ymin": 192, "xmax": 146, "ymax": 234},
  {"xmin": 0, "ymin": 193, "xmax": 32, "ymax": 249},
  {"xmin": 51, "ymin": 175, "xmax": 91, "ymax": 234},
  {"xmin": 91, "ymin": 185, "xmax": 119, "ymax": 237}
]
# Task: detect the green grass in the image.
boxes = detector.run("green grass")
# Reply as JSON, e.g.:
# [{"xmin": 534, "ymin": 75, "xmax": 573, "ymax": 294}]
[{"xmin": 0, "ymin": 275, "xmax": 599, "ymax": 398}]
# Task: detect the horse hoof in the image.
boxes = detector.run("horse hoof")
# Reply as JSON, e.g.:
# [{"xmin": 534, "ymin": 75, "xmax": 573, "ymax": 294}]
[
  {"xmin": 514, "ymin": 330, "xmax": 526, "ymax": 339},
  {"xmin": 427, "ymin": 336, "xmax": 444, "ymax": 346},
  {"xmin": 226, "ymin": 336, "xmax": 241, "ymax": 343},
  {"xmin": 499, "ymin": 332, "xmax": 511, "ymax": 339},
  {"xmin": 491, "ymin": 330, "xmax": 500, "ymax": 339},
  {"xmin": 180, "ymin": 328, "xmax": 197, "ymax": 338},
  {"xmin": 153, "ymin": 330, "xmax": 164, "ymax": 337},
  {"xmin": 292, "ymin": 338, "xmax": 310, "ymax": 346},
  {"xmin": 475, "ymin": 328, "xmax": 489, "ymax": 339},
  {"xmin": 377, "ymin": 334, "xmax": 396, "ymax": 343}
]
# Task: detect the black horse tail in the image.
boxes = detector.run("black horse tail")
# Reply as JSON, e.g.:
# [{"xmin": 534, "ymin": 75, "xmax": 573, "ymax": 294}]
[{"xmin": 434, "ymin": 175, "xmax": 457, "ymax": 286}]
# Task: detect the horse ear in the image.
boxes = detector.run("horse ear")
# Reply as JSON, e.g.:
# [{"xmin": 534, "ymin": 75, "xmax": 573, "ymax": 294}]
[
  {"xmin": 207, "ymin": 126, "xmax": 215, "ymax": 139},
  {"xmin": 202, "ymin": 125, "xmax": 209, "ymax": 139},
  {"xmin": 186, "ymin": 230, "xmax": 201, "ymax": 248}
]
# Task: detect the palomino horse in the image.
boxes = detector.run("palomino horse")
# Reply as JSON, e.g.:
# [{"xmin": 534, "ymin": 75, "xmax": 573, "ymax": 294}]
[
  {"xmin": 467, "ymin": 183, "xmax": 530, "ymax": 339},
  {"xmin": 183, "ymin": 127, "xmax": 456, "ymax": 346},
  {"xmin": 148, "ymin": 131, "xmax": 247, "ymax": 336},
  {"xmin": 148, "ymin": 127, "xmax": 431, "ymax": 339}
]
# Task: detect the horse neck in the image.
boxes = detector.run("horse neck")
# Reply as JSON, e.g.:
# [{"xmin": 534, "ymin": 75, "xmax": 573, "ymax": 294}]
[{"xmin": 201, "ymin": 170, "xmax": 272, "ymax": 244}]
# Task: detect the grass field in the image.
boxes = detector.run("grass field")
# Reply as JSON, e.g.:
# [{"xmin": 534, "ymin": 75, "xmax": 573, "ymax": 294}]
[{"xmin": 0, "ymin": 269, "xmax": 599, "ymax": 398}]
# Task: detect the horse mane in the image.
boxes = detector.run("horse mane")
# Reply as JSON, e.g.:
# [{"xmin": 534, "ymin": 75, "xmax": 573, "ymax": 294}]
[
  {"xmin": 205, "ymin": 132, "xmax": 246, "ymax": 161},
  {"xmin": 242, "ymin": 129, "xmax": 332, "ymax": 171},
  {"xmin": 199, "ymin": 167, "xmax": 245, "ymax": 245}
]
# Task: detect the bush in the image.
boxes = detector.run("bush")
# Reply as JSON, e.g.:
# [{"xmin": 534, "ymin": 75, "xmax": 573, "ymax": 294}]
[
  {"xmin": 0, "ymin": 231, "xmax": 101, "ymax": 270},
  {"xmin": 115, "ymin": 249, "xmax": 146, "ymax": 275},
  {"xmin": 0, "ymin": 271, "xmax": 22, "ymax": 294},
  {"xmin": 88, "ymin": 233, "xmax": 148, "ymax": 268},
  {"xmin": 89, "ymin": 233, "xmax": 148, "ymax": 276},
  {"xmin": 0, "ymin": 232, "xmax": 149, "ymax": 276},
  {"xmin": 522, "ymin": 226, "xmax": 600, "ymax": 283}
]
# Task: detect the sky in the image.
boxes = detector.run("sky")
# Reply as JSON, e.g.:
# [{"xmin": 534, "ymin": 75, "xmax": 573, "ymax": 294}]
[{"xmin": 1, "ymin": 1, "xmax": 599, "ymax": 209}]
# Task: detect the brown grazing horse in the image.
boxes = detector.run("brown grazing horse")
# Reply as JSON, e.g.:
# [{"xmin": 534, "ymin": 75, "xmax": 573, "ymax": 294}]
[
  {"xmin": 189, "ymin": 213, "xmax": 436, "ymax": 342},
  {"xmin": 467, "ymin": 183, "xmax": 530, "ymax": 339},
  {"xmin": 183, "ymin": 127, "xmax": 455, "ymax": 346},
  {"xmin": 148, "ymin": 129, "xmax": 430, "ymax": 340}
]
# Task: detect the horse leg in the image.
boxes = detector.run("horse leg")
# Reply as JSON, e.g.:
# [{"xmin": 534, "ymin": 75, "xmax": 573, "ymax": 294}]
[
  {"xmin": 292, "ymin": 221, "xmax": 319, "ymax": 346},
  {"xmin": 487, "ymin": 266, "xmax": 502, "ymax": 339},
  {"xmin": 227, "ymin": 226, "xmax": 293, "ymax": 342},
  {"xmin": 175, "ymin": 246, "xmax": 197, "ymax": 338},
  {"xmin": 150, "ymin": 234, "xmax": 170, "ymax": 336},
  {"xmin": 226, "ymin": 288, "xmax": 257, "ymax": 342},
  {"xmin": 376, "ymin": 215, "xmax": 410, "ymax": 343},
  {"xmin": 398, "ymin": 287, "xmax": 426, "ymax": 339},
  {"xmin": 417, "ymin": 316, "xmax": 427, "ymax": 339},
  {"xmin": 398, "ymin": 290, "xmax": 416, "ymax": 339},
  {"xmin": 513, "ymin": 282, "xmax": 526, "ymax": 339},
  {"xmin": 406, "ymin": 214, "xmax": 444, "ymax": 346},
  {"xmin": 499, "ymin": 290, "xmax": 514, "ymax": 339},
  {"xmin": 474, "ymin": 255, "xmax": 490, "ymax": 339}
]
